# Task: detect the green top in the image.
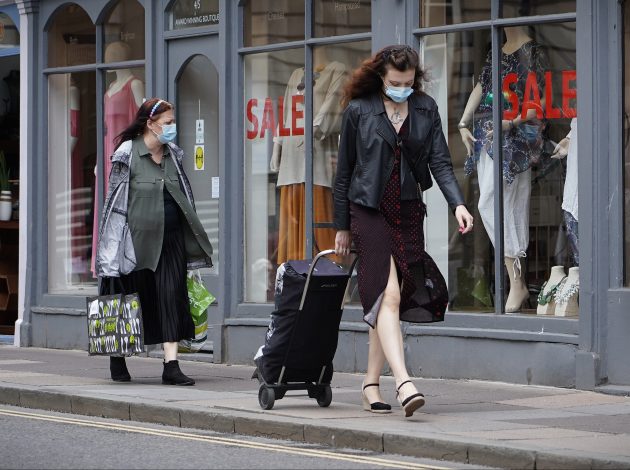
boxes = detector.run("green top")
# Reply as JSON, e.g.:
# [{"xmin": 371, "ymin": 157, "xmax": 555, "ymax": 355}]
[{"xmin": 127, "ymin": 137, "xmax": 213, "ymax": 272}]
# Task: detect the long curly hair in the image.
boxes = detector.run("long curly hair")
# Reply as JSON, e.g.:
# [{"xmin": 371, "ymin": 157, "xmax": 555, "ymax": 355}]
[
  {"xmin": 342, "ymin": 45, "xmax": 426, "ymax": 108},
  {"xmin": 114, "ymin": 98, "xmax": 174, "ymax": 150}
]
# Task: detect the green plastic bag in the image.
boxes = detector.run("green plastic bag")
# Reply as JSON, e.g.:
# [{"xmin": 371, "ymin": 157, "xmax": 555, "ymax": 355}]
[{"xmin": 179, "ymin": 271, "xmax": 215, "ymax": 353}]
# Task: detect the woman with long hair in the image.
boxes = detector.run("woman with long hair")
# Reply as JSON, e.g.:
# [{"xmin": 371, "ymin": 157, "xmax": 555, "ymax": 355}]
[
  {"xmin": 96, "ymin": 98, "xmax": 213, "ymax": 385},
  {"xmin": 334, "ymin": 45, "xmax": 473, "ymax": 417}
]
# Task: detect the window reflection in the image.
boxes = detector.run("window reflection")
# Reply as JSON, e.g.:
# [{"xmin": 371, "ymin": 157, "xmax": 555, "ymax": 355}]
[
  {"xmin": 103, "ymin": 0, "xmax": 144, "ymax": 62},
  {"xmin": 502, "ymin": 0, "xmax": 575, "ymax": 18},
  {"xmin": 314, "ymin": 0, "xmax": 370, "ymax": 37},
  {"xmin": 48, "ymin": 72, "xmax": 97, "ymax": 291},
  {"xmin": 420, "ymin": 0, "xmax": 490, "ymax": 28},
  {"xmin": 244, "ymin": 1, "xmax": 304, "ymax": 47},
  {"xmin": 47, "ymin": 4, "xmax": 95, "ymax": 68}
]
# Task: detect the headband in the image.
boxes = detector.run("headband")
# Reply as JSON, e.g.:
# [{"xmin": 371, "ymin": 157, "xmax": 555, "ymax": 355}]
[{"xmin": 149, "ymin": 100, "xmax": 164, "ymax": 119}]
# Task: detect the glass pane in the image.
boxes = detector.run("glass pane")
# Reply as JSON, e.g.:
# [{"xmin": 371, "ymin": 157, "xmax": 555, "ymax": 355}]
[
  {"xmin": 47, "ymin": 4, "xmax": 95, "ymax": 68},
  {"xmin": 243, "ymin": 1, "xmax": 304, "ymax": 47},
  {"xmin": 48, "ymin": 72, "xmax": 97, "ymax": 292},
  {"xmin": 169, "ymin": 0, "xmax": 220, "ymax": 30},
  {"xmin": 313, "ymin": 0, "xmax": 370, "ymax": 37},
  {"xmin": 103, "ymin": 0, "xmax": 144, "ymax": 62},
  {"xmin": 176, "ymin": 55, "xmax": 220, "ymax": 273},
  {"xmin": 422, "ymin": 30, "xmax": 495, "ymax": 312},
  {"xmin": 244, "ymin": 48, "xmax": 303, "ymax": 302},
  {"xmin": 624, "ymin": 5, "xmax": 630, "ymax": 285},
  {"xmin": 502, "ymin": 0, "xmax": 575, "ymax": 17},
  {"xmin": 420, "ymin": 0, "xmax": 490, "ymax": 28},
  {"xmin": 308, "ymin": 41, "xmax": 371, "ymax": 304},
  {"xmin": 94, "ymin": 68, "xmax": 145, "ymax": 279},
  {"xmin": 0, "ymin": 12, "xmax": 19, "ymax": 48}
]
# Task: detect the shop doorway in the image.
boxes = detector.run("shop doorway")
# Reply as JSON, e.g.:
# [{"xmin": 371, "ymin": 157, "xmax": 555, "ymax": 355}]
[
  {"xmin": 0, "ymin": 8, "xmax": 20, "ymax": 341},
  {"xmin": 167, "ymin": 36, "xmax": 220, "ymax": 351}
]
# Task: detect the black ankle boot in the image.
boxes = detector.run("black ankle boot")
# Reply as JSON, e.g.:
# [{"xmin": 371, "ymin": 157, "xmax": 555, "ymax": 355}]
[
  {"xmin": 162, "ymin": 360, "xmax": 195, "ymax": 386},
  {"xmin": 110, "ymin": 356, "xmax": 131, "ymax": 382}
]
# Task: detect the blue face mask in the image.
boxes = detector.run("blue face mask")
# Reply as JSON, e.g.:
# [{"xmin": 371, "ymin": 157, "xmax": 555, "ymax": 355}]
[
  {"xmin": 384, "ymin": 84, "xmax": 413, "ymax": 103},
  {"xmin": 521, "ymin": 123, "xmax": 540, "ymax": 143},
  {"xmin": 153, "ymin": 123, "xmax": 177, "ymax": 144}
]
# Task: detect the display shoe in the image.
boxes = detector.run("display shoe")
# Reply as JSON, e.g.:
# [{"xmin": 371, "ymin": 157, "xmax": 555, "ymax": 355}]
[
  {"xmin": 361, "ymin": 382, "xmax": 392, "ymax": 413},
  {"xmin": 504, "ymin": 256, "xmax": 530, "ymax": 313},
  {"xmin": 396, "ymin": 380, "xmax": 425, "ymax": 418},
  {"xmin": 109, "ymin": 356, "xmax": 131, "ymax": 382},
  {"xmin": 162, "ymin": 360, "xmax": 195, "ymax": 386}
]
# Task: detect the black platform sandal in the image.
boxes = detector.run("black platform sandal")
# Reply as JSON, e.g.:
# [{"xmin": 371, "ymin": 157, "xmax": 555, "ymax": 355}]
[
  {"xmin": 396, "ymin": 380, "xmax": 425, "ymax": 417},
  {"xmin": 361, "ymin": 382, "xmax": 392, "ymax": 413}
]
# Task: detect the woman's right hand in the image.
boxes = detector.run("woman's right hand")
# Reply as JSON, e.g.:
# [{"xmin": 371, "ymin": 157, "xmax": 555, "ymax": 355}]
[
  {"xmin": 335, "ymin": 230, "xmax": 352, "ymax": 256},
  {"xmin": 459, "ymin": 127, "xmax": 477, "ymax": 157}
]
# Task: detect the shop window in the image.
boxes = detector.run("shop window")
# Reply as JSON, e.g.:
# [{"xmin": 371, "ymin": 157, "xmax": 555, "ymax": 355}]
[
  {"xmin": 176, "ymin": 55, "xmax": 220, "ymax": 272},
  {"xmin": 624, "ymin": 4, "xmax": 630, "ymax": 285},
  {"xmin": 168, "ymin": 0, "xmax": 219, "ymax": 30},
  {"xmin": 47, "ymin": 4, "xmax": 95, "ymax": 67},
  {"xmin": 420, "ymin": 0, "xmax": 490, "ymax": 28},
  {"xmin": 244, "ymin": 48, "xmax": 303, "ymax": 302},
  {"xmin": 48, "ymin": 72, "xmax": 97, "ymax": 292},
  {"xmin": 0, "ymin": 12, "xmax": 19, "ymax": 48},
  {"xmin": 243, "ymin": 1, "xmax": 304, "ymax": 47},
  {"xmin": 422, "ymin": 22, "xmax": 577, "ymax": 315},
  {"xmin": 502, "ymin": 0, "xmax": 575, "ymax": 18},
  {"xmin": 103, "ymin": 0, "xmax": 144, "ymax": 62},
  {"xmin": 313, "ymin": 0, "xmax": 370, "ymax": 38}
]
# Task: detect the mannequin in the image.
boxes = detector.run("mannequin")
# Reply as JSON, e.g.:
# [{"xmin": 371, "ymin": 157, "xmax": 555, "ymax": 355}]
[
  {"xmin": 458, "ymin": 26, "xmax": 548, "ymax": 313},
  {"xmin": 536, "ymin": 265, "xmax": 566, "ymax": 315},
  {"xmin": 90, "ymin": 41, "xmax": 145, "ymax": 277},
  {"xmin": 554, "ymin": 266, "xmax": 579, "ymax": 317},
  {"xmin": 552, "ymin": 118, "xmax": 579, "ymax": 266},
  {"xmin": 270, "ymin": 48, "xmax": 346, "ymax": 264}
]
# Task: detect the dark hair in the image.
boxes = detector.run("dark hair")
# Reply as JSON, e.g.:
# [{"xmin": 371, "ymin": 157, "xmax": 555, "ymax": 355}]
[
  {"xmin": 114, "ymin": 97, "xmax": 174, "ymax": 150},
  {"xmin": 342, "ymin": 45, "xmax": 426, "ymax": 108}
]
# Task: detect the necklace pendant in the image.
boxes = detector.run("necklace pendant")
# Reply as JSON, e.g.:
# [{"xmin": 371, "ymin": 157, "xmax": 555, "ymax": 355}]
[{"xmin": 390, "ymin": 110, "xmax": 402, "ymax": 125}]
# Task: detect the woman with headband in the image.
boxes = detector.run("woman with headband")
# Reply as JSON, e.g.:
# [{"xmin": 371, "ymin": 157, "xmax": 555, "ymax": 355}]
[{"xmin": 96, "ymin": 98, "xmax": 213, "ymax": 385}]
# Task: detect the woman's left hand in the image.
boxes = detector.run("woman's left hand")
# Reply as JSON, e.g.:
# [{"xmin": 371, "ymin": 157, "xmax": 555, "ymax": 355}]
[{"xmin": 455, "ymin": 205, "xmax": 474, "ymax": 234}]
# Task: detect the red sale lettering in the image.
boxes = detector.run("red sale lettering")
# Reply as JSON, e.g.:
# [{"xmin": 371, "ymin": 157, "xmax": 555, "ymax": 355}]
[
  {"xmin": 545, "ymin": 71, "xmax": 562, "ymax": 119},
  {"xmin": 291, "ymin": 94, "xmax": 305, "ymax": 136},
  {"xmin": 562, "ymin": 70, "xmax": 577, "ymax": 118},
  {"xmin": 260, "ymin": 98, "xmax": 275, "ymax": 139},
  {"xmin": 246, "ymin": 98, "xmax": 258, "ymax": 140},
  {"xmin": 503, "ymin": 72, "xmax": 519, "ymax": 120},
  {"xmin": 278, "ymin": 97, "xmax": 291, "ymax": 137},
  {"xmin": 521, "ymin": 71, "xmax": 544, "ymax": 119}
]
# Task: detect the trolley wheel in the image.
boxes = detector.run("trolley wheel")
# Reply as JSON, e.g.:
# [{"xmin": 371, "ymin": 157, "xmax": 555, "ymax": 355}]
[
  {"xmin": 258, "ymin": 384, "xmax": 275, "ymax": 410},
  {"xmin": 316, "ymin": 385, "xmax": 332, "ymax": 407}
]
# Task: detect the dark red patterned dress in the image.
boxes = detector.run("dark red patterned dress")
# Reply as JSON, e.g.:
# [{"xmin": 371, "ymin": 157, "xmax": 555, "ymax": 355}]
[{"xmin": 350, "ymin": 117, "xmax": 448, "ymax": 327}]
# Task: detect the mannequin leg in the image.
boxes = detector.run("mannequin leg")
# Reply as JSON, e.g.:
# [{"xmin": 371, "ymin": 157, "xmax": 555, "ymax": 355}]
[
  {"xmin": 374, "ymin": 258, "xmax": 420, "ymax": 401},
  {"xmin": 363, "ymin": 326, "xmax": 387, "ymax": 404}
]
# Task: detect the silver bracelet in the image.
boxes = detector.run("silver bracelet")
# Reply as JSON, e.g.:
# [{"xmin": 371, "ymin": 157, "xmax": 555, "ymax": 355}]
[{"xmin": 457, "ymin": 121, "xmax": 468, "ymax": 129}]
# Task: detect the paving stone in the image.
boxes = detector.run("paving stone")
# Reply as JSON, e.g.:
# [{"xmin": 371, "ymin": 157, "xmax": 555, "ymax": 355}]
[
  {"xmin": 180, "ymin": 409, "xmax": 235, "ymax": 433},
  {"xmin": 382, "ymin": 433, "xmax": 468, "ymax": 463},
  {"xmin": 71, "ymin": 396, "xmax": 130, "ymax": 420},
  {"xmin": 20, "ymin": 389, "xmax": 72, "ymax": 413},
  {"xmin": 304, "ymin": 425, "xmax": 383, "ymax": 452},
  {"xmin": 130, "ymin": 403, "xmax": 180, "ymax": 427},
  {"xmin": 233, "ymin": 416, "xmax": 304, "ymax": 441}
]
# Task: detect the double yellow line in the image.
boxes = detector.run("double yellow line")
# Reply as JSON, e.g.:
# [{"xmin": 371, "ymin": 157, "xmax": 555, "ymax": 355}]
[{"xmin": 0, "ymin": 408, "xmax": 452, "ymax": 469}]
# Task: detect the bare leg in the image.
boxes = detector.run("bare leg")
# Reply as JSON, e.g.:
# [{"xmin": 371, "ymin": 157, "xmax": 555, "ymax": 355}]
[
  {"xmin": 375, "ymin": 258, "xmax": 420, "ymax": 401},
  {"xmin": 364, "ymin": 326, "xmax": 387, "ymax": 403},
  {"xmin": 163, "ymin": 342, "xmax": 178, "ymax": 362}
]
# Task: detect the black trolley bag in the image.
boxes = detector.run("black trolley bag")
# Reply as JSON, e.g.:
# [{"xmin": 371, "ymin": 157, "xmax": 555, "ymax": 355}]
[{"xmin": 253, "ymin": 249, "xmax": 358, "ymax": 410}]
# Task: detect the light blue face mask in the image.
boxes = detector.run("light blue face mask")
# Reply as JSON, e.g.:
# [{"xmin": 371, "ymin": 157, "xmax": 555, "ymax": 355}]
[
  {"xmin": 521, "ymin": 123, "xmax": 540, "ymax": 143},
  {"xmin": 384, "ymin": 84, "xmax": 413, "ymax": 103},
  {"xmin": 154, "ymin": 123, "xmax": 177, "ymax": 144}
]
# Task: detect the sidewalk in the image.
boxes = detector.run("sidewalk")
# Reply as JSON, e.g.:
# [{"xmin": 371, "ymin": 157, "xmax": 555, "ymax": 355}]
[{"xmin": 1, "ymin": 346, "xmax": 629, "ymax": 469}]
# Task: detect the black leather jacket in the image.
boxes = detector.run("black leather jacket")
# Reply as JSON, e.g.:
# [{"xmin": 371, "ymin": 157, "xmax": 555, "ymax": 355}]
[{"xmin": 333, "ymin": 92, "xmax": 466, "ymax": 230}]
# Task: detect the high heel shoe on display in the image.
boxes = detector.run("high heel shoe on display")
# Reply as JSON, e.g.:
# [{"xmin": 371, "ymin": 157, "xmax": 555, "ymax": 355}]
[
  {"xmin": 396, "ymin": 380, "xmax": 425, "ymax": 418},
  {"xmin": 361, "ymin": 382, "xmax": 392, "ymax": 413}
]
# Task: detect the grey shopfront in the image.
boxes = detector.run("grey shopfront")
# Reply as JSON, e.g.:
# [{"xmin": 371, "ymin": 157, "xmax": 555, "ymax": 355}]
[{"xmin": 6, "ymin": 0, "xmax": 630, "ymax": 391}]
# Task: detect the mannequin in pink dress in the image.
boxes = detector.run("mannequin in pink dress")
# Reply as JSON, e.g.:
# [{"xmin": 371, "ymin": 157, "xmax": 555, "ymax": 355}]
[{"xmin": 90, "ymin": 41, "xmax": 144, "ymax": 277}]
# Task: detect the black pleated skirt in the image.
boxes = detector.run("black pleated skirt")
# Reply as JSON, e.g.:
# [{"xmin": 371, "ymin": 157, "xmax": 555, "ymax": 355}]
[{"xmin": 100, "ymin": 193, "xmax": 194, "ymax": 345}]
